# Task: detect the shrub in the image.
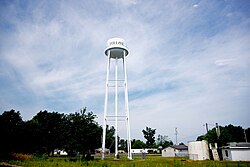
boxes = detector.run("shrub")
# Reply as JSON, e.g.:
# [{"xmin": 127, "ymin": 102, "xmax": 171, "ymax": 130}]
[{"xmin": 9, "ymin": 152, "xmax": 32, "ymax": 161}]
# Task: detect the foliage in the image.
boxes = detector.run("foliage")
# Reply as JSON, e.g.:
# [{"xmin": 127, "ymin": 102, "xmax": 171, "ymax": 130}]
[
  {"xmin": 246, "ymin": 128, "xmax": 250, "ymax": 142},
  {"xmin": 118, "ymin": 139, "xmax": 127, "ymax": 151},
  {"xmin": 156, "ymin": 135, "xmax": 173, "ymax": 148},
  {"xmin": 196, "ymin": 124, "xmax": 248, "ymax": 146},
  {"xmin": 64, "ymin": 108, "xmax": 102, "ymax": 155},
  {"xmin": 131, "ymin": 139, "xmax": 146, "ymax": 149},
  {"xmin": 9, "ymin": 152, "xmax": 32, "ymax": 161},
  {"xmin": 104, "ymin": 125, "xmax": 115, "ymax": 152},
  {"xmin": 0, "ymin": 108, "xmax": 103, "ymax": 159},
  {"xmin": 0, "ymin": 109, "xmax": 23, "ymax": 158},
  {"xmin": 142, "ymin": 127, "xmax": 156, "ymax": 148},
  {"xmin": 31, "ymin": 110, "xmax": 67, "ymax": 155}
]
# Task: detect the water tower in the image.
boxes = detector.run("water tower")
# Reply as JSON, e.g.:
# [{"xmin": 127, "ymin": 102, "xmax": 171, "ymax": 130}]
[{"xmin": 101, "ymin": 38, "xmax": 132, "ymax": 160}]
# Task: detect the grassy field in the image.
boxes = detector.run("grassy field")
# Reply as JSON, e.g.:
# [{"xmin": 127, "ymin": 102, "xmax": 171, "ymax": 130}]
[{"xmin": 6, "ymin": 154, "xmax": 250, "ymax": 167}]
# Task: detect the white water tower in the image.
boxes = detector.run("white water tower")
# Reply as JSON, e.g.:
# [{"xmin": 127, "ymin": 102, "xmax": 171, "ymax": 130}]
[{"xmin": 101, "ymin": 38, "xmax": 132, "ymax": 160}]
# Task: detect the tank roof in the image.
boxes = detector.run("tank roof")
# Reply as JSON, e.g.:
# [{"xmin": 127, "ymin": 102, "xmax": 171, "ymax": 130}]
[{"xmin": 105, "ymin": 38, "xmax": 129, "ymax": 58}]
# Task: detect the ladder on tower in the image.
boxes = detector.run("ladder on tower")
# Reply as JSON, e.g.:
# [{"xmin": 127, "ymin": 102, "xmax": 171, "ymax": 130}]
[{"xmin": 212, "ymin": 148, "xmax": 220, "ymax": 160}]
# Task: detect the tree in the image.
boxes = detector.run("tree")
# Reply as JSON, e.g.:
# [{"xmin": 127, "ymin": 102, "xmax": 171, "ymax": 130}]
[
  {"xmin": 245, "ymin": 128, "xmax": 250, "ymax": 142},
  {"xmin": 131, "ymin": 139, "xmax": 146, "ymax": 149},
  {"xmin": 196, "ymin": 124, "xmax": 247, "ymax": 146},
  {"xmin": 196, "ymin": 135, "xmax": 205, "ymax": 141},
  {"xmin": 20, "ymin": 119, "xmax": 40, "ymax": 154},
  {"xmin": 64, "ymin": 108, "xmax": 102, "ymax": 155},
  {"xmin": 0, "ymin": 108, "xmax": 103, "ymax": 158},
  {"xmin": 119, "ymin": 139, "xmax": 127, "ymax": 151},
  {"xmin": 23, "ymin": 107, "xmax": 102, "ymax": 156},
  {"xmin": 142, "ymin": 127, "xmax": 156, "ymax": 148},
  {"xmin": 105, "ymin": 125, "xmax": 115, "ymax": 153},
  {"xmin": 31, "ymin": 110, "xmax": 66, "ymax": 155},
  {"xmin": 156, "ymin": 135, "xmax": 173, "ymax": 148},
  {"xmin": 0, "ymin": 110, "xmax": 24, "ymax": 158}
]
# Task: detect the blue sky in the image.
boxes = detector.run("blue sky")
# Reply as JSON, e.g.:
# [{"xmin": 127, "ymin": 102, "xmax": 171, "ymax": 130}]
[{"xmin": 1, "ymin": 0, "xmax": 250, "ymax": 144}]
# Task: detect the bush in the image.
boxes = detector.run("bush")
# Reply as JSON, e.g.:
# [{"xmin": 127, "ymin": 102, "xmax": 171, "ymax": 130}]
[{"xmin": 9, "ymin": 152, "xmax": 32, "ymax": 161}]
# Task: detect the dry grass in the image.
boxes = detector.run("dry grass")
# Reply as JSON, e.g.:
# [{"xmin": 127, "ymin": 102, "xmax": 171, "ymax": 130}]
[{"xmin": 9, "ymin": 152, "xmax": 32, "ymax": 161}]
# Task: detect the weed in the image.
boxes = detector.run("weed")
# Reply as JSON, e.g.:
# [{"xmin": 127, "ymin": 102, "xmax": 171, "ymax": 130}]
[
  {"xmin": 9, "ymin": 152, "xmax": 32, "ymax": 161},
  {"xmin": 6, "ymin": 154, "xmax": 250, "ymax": 167}
]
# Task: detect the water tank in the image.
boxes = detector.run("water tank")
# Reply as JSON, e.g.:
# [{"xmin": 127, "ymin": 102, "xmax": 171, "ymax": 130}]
[
  {"xmin": 188, "ymin": 140, "xmax": 210, "ymax": 160},
  {"xmin": 105, "ymin": 38, "xmax": 129, "ymax": 59}
]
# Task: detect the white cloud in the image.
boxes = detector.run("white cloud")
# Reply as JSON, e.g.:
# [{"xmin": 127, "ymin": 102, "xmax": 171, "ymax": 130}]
[
  {"xmin": 193, "ymin": 4, "xmax": 199, "ymax": 8},
  {"xmin": 106, "ymin": 0, "xmax": 137, "ymax": 6},
  {"xmin": 214, "ymin": 59, "xmax": 235, "ymax": 66}
]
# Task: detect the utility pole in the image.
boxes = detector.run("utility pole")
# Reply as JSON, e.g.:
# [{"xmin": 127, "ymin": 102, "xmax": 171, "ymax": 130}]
[
  {"xmin": 204, "ymin": 123, "xmax": 213, "ymax": 160},
  {"xmin": 215, "ymin": 123, "xmax": 220, "ymax": 139},
  {"xmin": 175, "ymin": 127, "xmax": 178, "ymax": 145},
  {"xmin": 244, "ymin": 129, "xmax": 248, "ymax": 143},
  {"xmin": 205, "ymin": 123, "xmax": 209, "ymax": 133}
]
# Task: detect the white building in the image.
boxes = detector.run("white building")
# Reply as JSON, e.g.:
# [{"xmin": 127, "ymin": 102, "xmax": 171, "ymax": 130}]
[
  {"xmin": 162, "ymin": 145, "xmax": 188, "ymax": 157},
  {"xmin": 221, "ymin": 142, "xmax": 250, "ymax": 161},
  {"xmin": 131, "ymin": 148, "xmax": 158, "ymax": 154},
  {"xmin": 188, "ymin": 140, "xmax": 210, "ymax": 160},
  {"xmin": 95, "ymin": 148, "xmax": 110, "ymax": 154},
  {"xmin": 131, "ymin": 149, "xmax": 143, "ymax": 154},
  {"xmin": 54, "ymin": 149, "xmax": 68, "ymax": 156}
]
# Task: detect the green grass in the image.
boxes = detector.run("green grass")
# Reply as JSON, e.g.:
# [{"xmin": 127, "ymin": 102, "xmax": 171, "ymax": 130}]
[{"xmin": 7, "ymin": 154, "xmax": 250, "ymax": 167}]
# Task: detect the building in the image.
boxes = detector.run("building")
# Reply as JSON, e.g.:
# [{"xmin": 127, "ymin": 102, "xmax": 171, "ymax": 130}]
[
  {"xmin": 53, "ymin": 149, "xmax": 68, "ymax": 156},
  {"xmin": 131, "ymin": 149, "xmax": 143, "ymax": 154},
  {"xmin": 95, "ymin": 148, "xmax": 110, "ymax": 154},
  {"xmin": 162, "ymin": 145, "xmax": 188, "ymax": 157},
  {"xmin": 188, "ymin": 140, "xmax": 210, "ymax": 160},
  {"xmin": 131, "ymin": 148, "xmax": 158, "ymax": 154},
  {"xmin": 221, "ymin": 142, "xmax": 250, "ymax": 161},
  {"xmin": 118, "ymin": 150, "xmax": 126, "ymax": 154}
]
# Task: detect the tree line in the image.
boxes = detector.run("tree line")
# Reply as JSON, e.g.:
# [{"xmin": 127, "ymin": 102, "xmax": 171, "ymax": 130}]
[
  {"xmin": 0, "ymin": 109, "xmax": 174, "ymax": 159},
  {"xmin": 2, "ymin": 109, "xmax": 248, "ymax": 160},
  {"xmin": 128, "ymin": 126, "xmax": 174, "ymax": 152},
  {"xmin": 0, "ymin": 109, "xmax": 111, "ymax": 159},
  {"xmin": 197, "ymin": 124, "xmax": 250, "ymax": 146}
]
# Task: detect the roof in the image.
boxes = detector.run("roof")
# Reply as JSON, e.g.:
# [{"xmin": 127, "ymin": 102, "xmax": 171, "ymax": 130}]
[
  {"xmin": 95, "ymin": 148, "xmax": 110, "ymax": 151},
  {"xmin": 221, "ymin": 142, "xmax": 250, "ymax": 149},
  {"xmin": 229, "ymin": 142, "xmax": 250, "ymax": 147},
  {"xmin": 164, "ymin": 145, "xmax": 188, "ymax": 150}
]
